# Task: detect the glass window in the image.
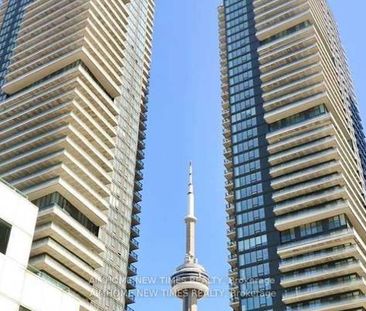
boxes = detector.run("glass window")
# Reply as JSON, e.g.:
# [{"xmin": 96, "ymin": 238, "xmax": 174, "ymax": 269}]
[
  {"xmin": 0, "ymin": 219, "xmax": 11, "ymax": 255},
  {"xmin": 239, "ymin": 248, "xmax": 269, "ymax": 266},
  {"xmin": 281, "ymin": 228, "xmax": 296, "ymax": 243},
  {"xmin": 238, "ymin": 234, "xmax": 267, "ymax": 251},
  {"xmin": 300, "ymin": 221, "xmax": 323, "ymax": 237},
  {"xmin": 329, "ymin": 214, "xmax": 347, "ymax": 229}
]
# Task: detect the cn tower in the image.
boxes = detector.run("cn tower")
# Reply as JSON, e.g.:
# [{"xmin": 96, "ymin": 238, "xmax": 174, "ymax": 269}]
[{"xmin": 171, "ymin": 163, "xmax": 209, "ymax": 311}]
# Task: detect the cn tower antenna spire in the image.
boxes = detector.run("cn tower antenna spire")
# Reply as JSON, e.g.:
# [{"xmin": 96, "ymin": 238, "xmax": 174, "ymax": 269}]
[
  {"xmin": 187, "ymin": 162, "xmax": 195, "ymax": 218},
  {"xmin": 171, "ymin": 163, "xmax": 209, "ymax": 311},
  {"xmin": 185, "ymin": 162, "xmax": 197, "ymax": 261}
]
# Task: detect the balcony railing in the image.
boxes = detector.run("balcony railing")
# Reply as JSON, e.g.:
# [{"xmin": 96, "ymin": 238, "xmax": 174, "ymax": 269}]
[
  {"xmin": 126, "ymin": 292, "xmax": 136, "ymax": 304},
  {"xmin": 137, "ymin": 149, "xmax": 145, "ymax": 159},
  {"xmin": 128, "ymin": 264, "xmax": 137, "ymax": 276},
  {"xmin": 127, "ymin": 277, "xmax": 136, "ymax": 289},
  {"xmin": 133, "ymin": 203, "xmax": 141, "ymax": 214},
  {"xmin": 131, "ymin": 226, "xmax": 140, "ymax": 237},
  {"xmin": 129, "ymin": 251, "xmax": 138, "ymax": 263},
  {"xmin": 132, "ymin": 214, "xmax": 141, "ymax": 225},
  {"xmin": 133, "ymin": 191, "xmax": 142, "ymax": 202},
  {"xmin": 283, "ymin": 277, "xmax": 362, "ymax": 299},
  {"xmin": 27, "ymin": 265, "xmax": 70, "ymax": 292},
  {"xmin": 130, "ymin": 238, "xmax": 139, "ymax": 249}
]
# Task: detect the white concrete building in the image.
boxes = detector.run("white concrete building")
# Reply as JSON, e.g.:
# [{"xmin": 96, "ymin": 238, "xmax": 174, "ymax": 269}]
[{"xmin": 0, "ymin": 179, "xmax": 81, "ymax": 311}]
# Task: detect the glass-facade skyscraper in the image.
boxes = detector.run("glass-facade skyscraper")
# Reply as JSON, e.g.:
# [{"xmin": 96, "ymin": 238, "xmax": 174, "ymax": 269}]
[
  {"xmin": 219, "ymin": 0, "xmax": 366, "ymax": 310},
  {"xmin": 0, "ymin": 1, "xmax": 154, "ymax": 311}
]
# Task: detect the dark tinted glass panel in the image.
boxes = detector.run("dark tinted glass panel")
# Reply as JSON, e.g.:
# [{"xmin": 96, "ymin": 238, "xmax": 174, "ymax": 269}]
[{"xmin": 0, "ymin": 218, "xmax": 11, "ymax": 254}]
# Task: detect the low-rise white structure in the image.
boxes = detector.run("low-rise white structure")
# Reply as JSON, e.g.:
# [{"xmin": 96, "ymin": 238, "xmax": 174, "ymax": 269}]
[{"xmin": 0, "ymin": 180, "xmax": 81, "ymax": 311}]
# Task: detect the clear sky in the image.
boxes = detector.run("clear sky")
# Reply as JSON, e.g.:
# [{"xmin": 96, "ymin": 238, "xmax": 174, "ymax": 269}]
[{"xmin": 134, "ymin": 1, "xmax": 366, "ymax": 310}]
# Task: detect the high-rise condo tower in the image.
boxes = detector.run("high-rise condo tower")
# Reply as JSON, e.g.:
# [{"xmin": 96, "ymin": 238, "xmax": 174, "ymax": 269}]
[
  {"xmin": 0, "ymin": 1, "xmax": 154, "ymax": 311},
  {"xmin": 219, "ymin": 0, "xmax": 366, "ymax": 310}
]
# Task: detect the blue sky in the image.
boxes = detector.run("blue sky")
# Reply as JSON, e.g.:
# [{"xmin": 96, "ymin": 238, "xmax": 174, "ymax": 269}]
[{"xmin": 134, "ymin": 1, "xmax": 366, "ymax": 310}]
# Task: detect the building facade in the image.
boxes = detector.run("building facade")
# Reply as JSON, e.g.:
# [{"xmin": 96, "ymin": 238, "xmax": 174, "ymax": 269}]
[
  {"xmin": 219, "ymin": 0, "xmax": 366, "ymax": 310},
  {"xmin": 0, "ymin": 1, "xmax": 154, "ymax": 311}
]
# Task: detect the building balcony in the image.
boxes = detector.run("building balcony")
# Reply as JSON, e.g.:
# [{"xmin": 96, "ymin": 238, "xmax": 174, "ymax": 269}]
[
  {"xmin": 254, "ymin": 0, "xmax": 307, "ymax": 19},
  {"xmin": 272, "ymin": 174, "xmax": 344, "ymax": 203},
  {"xmin": 268, "ymin": 124, "xmax": 333, "ymax": 156},
  {"xmin": 138, "ymin": 140, "xmax": 145, "ymax": 150},
  {"xmin": 137, "ymin": 149, "xmax": 145, "ymax": 160},
  {"xmin": 128, "ymin": 264, "xmax": 137, "ymax": 277},
  {"xmin": 31, "ymin": 237, "xmax": 100, "ymax": 284},
  {"xmin": 131, "ymin": 226, "xmax": 140, "ymax": 238},
  {"xmin": 226, "ymin": 203, "xmax": 235, "ymax": 214},
  {"xmin": 260, "ymin": 43, "xmax": 318, "ymax": 77},
  {"xmin": 283, "ymin": 277, "xmax": 366, "ymax": 305},
  {"xmin": 36, "ymin": 205, "xmax": 105, "ymax": 253},
  {"xmin": 222, "ymin": 100, "xmax": 230, "ymax": 110},
  {"xmin": 230, "ymin": 295, "xmax": 240, "ymax": 309},
  {"xmin": 264, "ymin": 83, "xmax": 326, "ymax": 123},
  {"xmin": 229, "ymin": 267, "xmax": 238, "ymax": 279},
  {"xmin": 262, "ymin": 61, "xmax": 321, "ymax": 96},
  {"xmin": 126, "ymin": 292, "xmax": 136, "ymax": 304},
  {"xmin": 133, "ymin": 203, "xmax": 141, "ymax": 214},
  {"xmin": 225, "ymin": 170, "xmax": 233, "ymax": 180},
  {"xmin": 271, "ymin": 160, "xmax": 341, "ymax": 191},
  {"xmin": 135, "ymin": 170, "xmax": 143, "ymax": 181},
  {"xmin": 33, "ymin": 222, "xmax": 103, "ymax": 269},
  {"xmin": 139, "ymin": 131, "xmax": 146, "ymax": 141},
  {"xmin": 228, "ymin": 254, "xmax": 237, "ymax": 266},
  {"xmin": 224, "ymin": 147, "xmax": 232, "ymax": 158},
  {"xmin": 227, "ymin": 241, "xmax": 237, "ymax": 251},
  {"xmin": 133, "ymin": 191, "xmax": 142, "ymax": 203},
  {"xmin": 263, "ymin": 80, "xmax": 325, "ymax": 114},
  {"xmin": 30, "ymin": 254, "xmax": 99, "ymax": 301},
  {"xmin": 222, "ymin": 110, "xmax": 230, "ymax": 121},
  {"xmin": 130, "ymin": 238, "xmax": 139, "ymax": 251},
  {"xmin": 127, "ymin": 277, "xmax": 136, "ymax": 290},
  {"xmin": 221, "ymin": 91, "xmax": 229, "ymax": 101},
  {"xmin": 136, "ymin": 159, "xmax": 144, "ymax": 170},
  {"xmin": 225, "ymin": 179, "xmax": 234, "ymax": 191},
  {"xmin": 279, "ymin": 245, "xmax": 359, "ymax": 273},
  {"xmin": 281, "ymin": 260, "xmax": 366, "ymax": 288},
  {"xmin": 273, "ymin": 186, "xmax": 346, "ymax": 216},
  {"xmin": 223, "ymin": 118, "xmax": 231, "ymax": 128},
  {"xmin": 134, "ymin": 180, "xmax": 143, "ymax": 192},
  {"xmin": 139, "ymin": 120, "xmax": 147, "ymax": 131},
  {"xmin": 257, "ymin": 4, "xmax": 311, "ymax": 39},
  {"xmin": 223, "ymin": 127, "xmax": 231, "ymax": 138},
  {"xmin": 224, "ymin": 158, "xmax": 233, "ymax": 170},
  {"xmin": 278, "ymin": 228, "xmax": 356, "ymax": 259},
  {"xmin": 132, "ymin": 214, "xmax": 141, "ymax": 226},
  {"xmin": 226, "ymin": 214, "xmax": 235, "ymax": 227},
  {"xmin": 290, "ymin": 295, "xmax": 366, "ymax": 311},
  {"xmin": 227, "ymin": 227, "xmax": 236, "ymax": 240},
  {"xmin": 140, "ymin": 112, "xmax": 147, "ymax": 122},
  {"xmin": 225, "ymin": 192, "xmax": 234, "ymax": 204},
  {"xmin": 128, "ymin": 251, "xmax": 138, "ymax": 263},
  {"xmin": 269, "ymin": 135, "xmax": 336, "ymax": 167},
  {"xmin": 224, "ymin": 138, "xmax": 231, "ymax": 148},
  {"xmin": 257, "ymin": 7, "xmax": 313, "ymax": 41},
  {"xmin": 274, "ymin": 200, "xmax": 348, "ymax": 231}
]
